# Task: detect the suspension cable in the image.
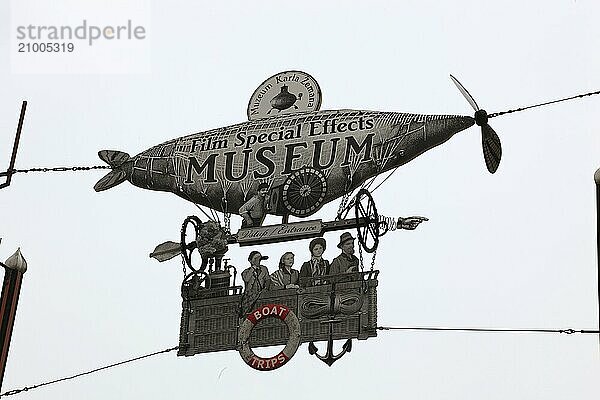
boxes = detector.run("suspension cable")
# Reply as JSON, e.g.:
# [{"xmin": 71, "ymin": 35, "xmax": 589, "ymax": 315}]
[
  {"xmin": 488, "ymin": 89, "xmax": 600, "ymax": 119},
  {"xmin": 0, "ymin": 346, "xmax": 178, "ymax": 398},
  {"xmin": 2, "ymin": 322, "xmax": 598, "ymax": 397},
  {"xmin": 370, "ymin": 167, "xmax": 400, "ymax": 194},
  {"xmin": 378, "ymin": 326, "xmax": 600, "ymax": 334}
]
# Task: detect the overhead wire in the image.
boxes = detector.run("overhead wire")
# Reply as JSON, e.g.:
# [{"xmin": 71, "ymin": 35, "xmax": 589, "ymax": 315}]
[
  {"xmin": 0, "ymin": 346, "xmax": 178, "ymax": 397},
  {"xmin": 1, "ymin": 323, "xmax": 598, "ymax": 397},
  {"xmin": 488, "ymin": 88, "xmax": 600, "ymax": 119},
  {"xmin": 378, "ymin": 326, "xmax": 600, "ymax": 334}
]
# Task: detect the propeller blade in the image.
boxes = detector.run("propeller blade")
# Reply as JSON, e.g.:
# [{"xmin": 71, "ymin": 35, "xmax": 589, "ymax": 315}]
[
  {"xmin": 150, "ymin": 241, "xmax": 182, "ymax": 262},
  {"xmin": 450, "ymin": 74, "xmax": 480, "ymax": 111},
  {"xmin": 481, "ymin": 124, "xmax": 502, "ymax": 173}
]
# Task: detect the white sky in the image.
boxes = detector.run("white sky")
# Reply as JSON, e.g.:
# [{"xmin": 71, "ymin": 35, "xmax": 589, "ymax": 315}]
[{"xmin": 1, "ymin": 0, "xmax": 599, "ymax": 399}]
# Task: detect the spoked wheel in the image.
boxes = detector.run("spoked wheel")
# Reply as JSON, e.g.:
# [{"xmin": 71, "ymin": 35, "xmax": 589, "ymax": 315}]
[
  {"xmin": 282, "ymin": 167, "xmax": 328, "ymax": 217},
  {"xmin": 354, "ymin": 189, "xmax": 379, "ymax": 253},
  {"xmin": 181, "ymin": 215, "xmax": 202, "ymax": 272}
]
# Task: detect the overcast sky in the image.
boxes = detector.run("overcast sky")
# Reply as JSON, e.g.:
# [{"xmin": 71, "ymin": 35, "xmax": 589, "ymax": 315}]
[{"xmin": 1, "ymin": 0, "xmax": 599, "ymax": 399}]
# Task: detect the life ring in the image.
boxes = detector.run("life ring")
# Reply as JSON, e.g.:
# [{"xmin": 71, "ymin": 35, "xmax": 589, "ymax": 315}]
[{"xmin": 237, "ymin": 303, "xmax": 301, "ymax": 371}]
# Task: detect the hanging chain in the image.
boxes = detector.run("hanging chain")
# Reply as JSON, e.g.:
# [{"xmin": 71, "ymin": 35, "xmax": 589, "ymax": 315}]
[
  {"xmin": 224, "ymin": 212, "xmax": 231, "ymax": 234},
  {"xmin": 370, "ymin": 248, "xmax": 377, "ymax": 272},
  {"xmin": 222, "ymin": 197, "xmax": 231, "ymax": 233},
  {"xmin": 336, "ymin": 192, "xmax": 352, "ymax": 220},
  {"xmin": 358, "ymin": 242, "xmax": 364, "ymax": 272},
  {"xmin": 336, "ymin": 170, "xmax": 358, "ymax": 220},
  {"xmin": 11, "ymin": 165, "xmax": 110, "ymax": 174},
  {"xmin": 180, "ymin": 220, "xmax": 188, "ymax": 280},
  {"xmin": 181, "ymin": 253, "xmax": 187, "ymax": 280}
]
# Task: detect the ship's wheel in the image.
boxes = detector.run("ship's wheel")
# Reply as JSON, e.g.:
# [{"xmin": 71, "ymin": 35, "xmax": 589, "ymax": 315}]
[
  {"xmin": 282, "ymin": 167, "xmax": 328, "ymax": 217},
  {"xmin": 354, "ymin": 189, "xmax": 379, "ymax": 253},
  {"xmin": 181, "ymin": 215, "xmax": 202, "ymax": 272},
  {"xmin": 180, "ymin": 215, "xmax": 211, "ymax": 289}
]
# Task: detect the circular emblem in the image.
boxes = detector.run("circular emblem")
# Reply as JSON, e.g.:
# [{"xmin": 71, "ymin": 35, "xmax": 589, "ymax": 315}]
[
  {"xmin": 237, "ymin": 303, "xmax": 301, "ymax": 371},
  {"xmin": 282, "ymin": 167, "xmax": 328, "ymax": 217},
  {"xmin": 247, "ymin": 70, "xmax": 322, "ymax": 120}
]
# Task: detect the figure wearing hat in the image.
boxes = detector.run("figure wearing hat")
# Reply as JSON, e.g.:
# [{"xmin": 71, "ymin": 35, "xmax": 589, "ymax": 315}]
[
  {"xmin": 240, "ymin": 251, "xmax": 272, "ymax": 316},
  {"xmin": 299, "ymin": 238, "xmax": 330, "ymax": 287},
  {"xmin": 239, "ymin": 183, "xmax": 271, "ymax": 228},
  {"xmin": 241, "ymin": 251, "xmax": 271, "ymax": 294},
  {"xmin": 329, "ymin": 232, "xmax": 360, "ymax": 275}
]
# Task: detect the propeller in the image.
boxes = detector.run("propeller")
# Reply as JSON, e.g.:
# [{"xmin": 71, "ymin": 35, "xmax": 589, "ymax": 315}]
[{"xmin": 450, "ymin": 75, "xmax": 502, "ymax": 174}]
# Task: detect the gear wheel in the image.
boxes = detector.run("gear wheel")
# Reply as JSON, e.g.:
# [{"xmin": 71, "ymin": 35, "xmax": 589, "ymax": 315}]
[{"xmin": 281, "ymin": 167, "xmax": 327, "ymax": 217}]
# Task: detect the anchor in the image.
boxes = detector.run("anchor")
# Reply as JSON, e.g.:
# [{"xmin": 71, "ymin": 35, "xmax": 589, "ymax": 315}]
[
  {"xmin": 307, "ymin": 282, "xmax": 353, "ymax": 366},
  {"xmin": 308, "ymin": 321, "xmax": 352, "ymax": 366}
]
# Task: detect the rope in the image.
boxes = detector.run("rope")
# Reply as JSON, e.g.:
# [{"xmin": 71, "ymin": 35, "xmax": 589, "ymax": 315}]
[
  {"xmin": 0, "ymin": 346, "xmax": 178, "ymax": 397},
  {"xmin": 193, "ymin": 202, "xmax": 217, "ymax": 222},
  {"xmin": 370, "ymin": 167, "xmax": 400, "ymax": 194},
  {"xmin": 209, "ymin": 207, "xmax": 220, "ymax": 223},
  {"xmin": 362, "ymin": 175, "xmax": 377, "ymax": 191},
  {"xmin": 177, "ymin": 191, "xmax": 216, "ymax": 222},
  {"xmin": 488, "ymin": 89, "xmax": 600, "ymax": 119},
  {"xmin": 378, "ymin": 326, "xmax": 600, "ymax": 334},
  {"xmin": 336, "ymin": 189, "xmax": 353, "ymax": 220}
]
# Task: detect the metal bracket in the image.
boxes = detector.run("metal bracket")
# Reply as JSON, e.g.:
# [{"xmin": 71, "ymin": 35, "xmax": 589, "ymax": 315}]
[{"xmin": 0, "ymin": 102, "xmax": 27, "ymax": 190}]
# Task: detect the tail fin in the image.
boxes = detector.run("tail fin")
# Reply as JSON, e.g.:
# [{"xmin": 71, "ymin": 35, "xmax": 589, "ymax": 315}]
[
  {"xmin": 98, "ymin": 150, "xmax": 130, "ymax": 168},
  {"xmin": 94, "ymin": 150, "xmax": 131, "ymax": 192},
  {"xmin": 94, "ymin": 169, "xmax": 127, "ymax": 192}
]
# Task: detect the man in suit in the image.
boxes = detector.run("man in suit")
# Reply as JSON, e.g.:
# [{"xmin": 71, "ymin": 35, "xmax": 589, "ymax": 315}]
[{"xmin": 329, "ymin": 232, "xmax": 359, "ymax": 275}]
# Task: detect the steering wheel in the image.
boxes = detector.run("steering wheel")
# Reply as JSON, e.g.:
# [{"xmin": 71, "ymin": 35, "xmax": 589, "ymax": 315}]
[{"xmin": 354, "ymin": 189, "xmax": 379, "ymax": 253}]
